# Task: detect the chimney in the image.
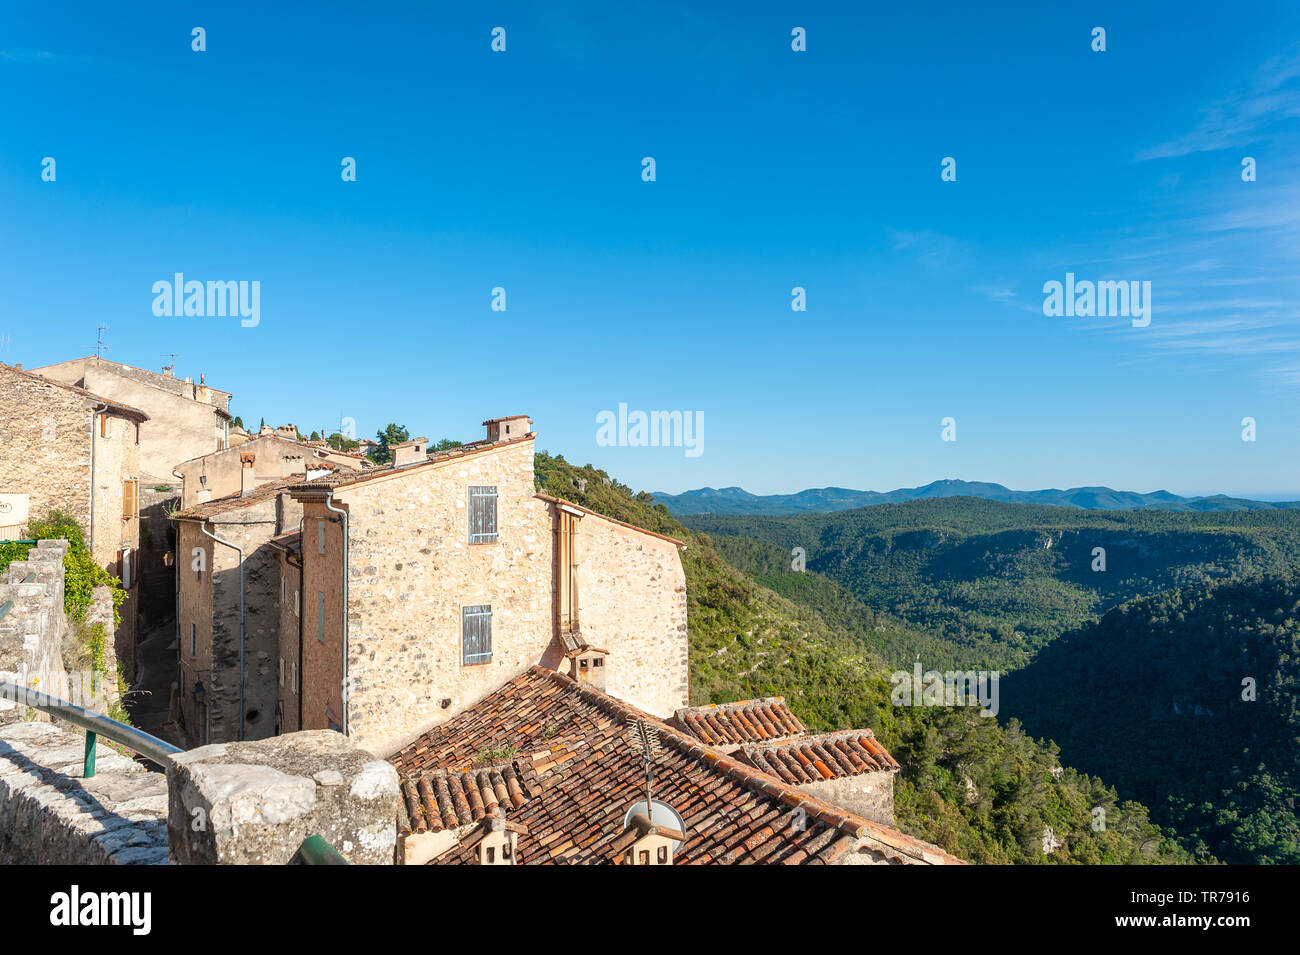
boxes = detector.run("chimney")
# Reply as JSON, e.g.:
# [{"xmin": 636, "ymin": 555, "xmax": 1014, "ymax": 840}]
[
  {"xmin": 568, "ymin": 647, "xmax": 608, "ymax": 692},
  {"xmin": 391, "ymin": 437, "xmax": 428, "ymax": 468},
  {"xmin": 197, "ymin": 488, "xmax": 212, "ymax": 503},
  {"xmin": 483, "ymin": 415, "xmax": 531, "ymax": 443},
  {"xmin": 471, "ymin": 809, "xmax": 528, "ymax": 865},
  {"xmin": 240, "ymin": 452, "xmax": 257, "ymax": 496},
  {"xmin": 614, "ymin": 813, "xmax": 685, "ymax": 866},
  {"xmin": 13, "ymin": 363, "xmax": 21, "ymax": 371}
]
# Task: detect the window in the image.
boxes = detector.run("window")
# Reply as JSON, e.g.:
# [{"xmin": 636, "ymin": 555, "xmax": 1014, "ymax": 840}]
[
  {"xmin": 292, "ymin": 662, "xmax": 298, "ymax": 694},
  {"xmin": 317, "ymin": 519, "xmax": 326, "ymax": 554},
  {"xmin": 119, "ymin": 547, "xmax": 132, "ymax": 589},
  {"xmin": 317, "ymin": 592, "xmax": 325, "ymax": 642},
  {"xmin": 461, "ymin": 605, "xmax": 492, "ymax": 664},
  {"xmin": 468, "ymin": 486, "xmax": 498, "ymax": 543},
  {"xmin": 657, "ymin": 845, "xmax": 668, "ymax": 864},
  {"xmin": 485, "ymin": 846, "xmax": 495, "ymax": 864},
  {"xmin": 122, "ymin": 478, "xmax": 138, "ymax": 520},
  {"xmin": 190, "ymin": 623, "xmax": 196, "ymax": 656},
  {"xmin": 279, "ymin": 658, "xmax": 285, "ymax": 688},
  {"xmin": 99, "ymin": 415, "xmax": 108, "ymax": 438},
  {"xmin": 280, "ymin": 575, "xmax": 285, "ymax": 604},
  {"xmin": 294, "ymin": 590, "xmax": 300, "ymax": 617}
]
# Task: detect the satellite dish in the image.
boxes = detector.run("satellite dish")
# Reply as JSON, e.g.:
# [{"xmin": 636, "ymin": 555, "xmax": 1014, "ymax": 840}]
[{"xmin": 624, "ymin": 800, "xmax": 686, "ymax": 852}]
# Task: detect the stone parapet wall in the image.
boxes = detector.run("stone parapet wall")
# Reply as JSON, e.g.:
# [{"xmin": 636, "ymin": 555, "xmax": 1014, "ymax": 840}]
[
  {"xmin": 0, "ymin": 540, "xmax": 72, "ymax": 720},
  {"xmin": 0, "ymin": 720, "xmax": 168, "ymax": 864}
]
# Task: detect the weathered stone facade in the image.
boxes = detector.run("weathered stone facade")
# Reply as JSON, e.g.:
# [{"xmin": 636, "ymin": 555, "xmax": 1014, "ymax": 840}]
[
  {"xmin": 173, "ymin": 434, "xmax": 361, "ymax": 507},
  {"xmin": 0, "ymin": 363, "xmax": 143, "ymax": 675},
  {"xmin": 292, "ymin": 431, "xmax": 690, "ymax": 758},
  {"xmin": 0, "ymin": 541, "xmax": 73, "ymax": 719},
  {"xmin": 29, "ymin": 357, "xmax": 230, "ymax": 484},
  {"xmin": 173, "ymin": 484, "xmax": 302, "ymax": 746}
]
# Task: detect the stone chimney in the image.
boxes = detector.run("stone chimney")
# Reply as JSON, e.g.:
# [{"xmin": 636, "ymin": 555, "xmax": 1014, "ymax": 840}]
[
  {"xmin": 240, "ymin": 453, "xmax": 257, "ymax": 497},
  {"xmin": 470, "ymin": 809, "xmax": 527, "ymax": 865},
  {"xmin": 568, "ymin": 647, "xmax": 608, "ymax": 692},
  {"xmin": 391, "ymin": 437, "xmax": 427, "ymax": 468},
  {"xmin": 613, "ymin": 813, "xmax": 685, "ymax": 866},
  {"xmin": 482, "ymin": 416, "xmax": 531, "ymax": 443}
]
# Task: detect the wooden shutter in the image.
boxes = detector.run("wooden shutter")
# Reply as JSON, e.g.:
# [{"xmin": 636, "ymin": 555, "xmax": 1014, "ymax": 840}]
[
  {"xmin": 462, "ymin": 605, "xmax": 492, "ymax": 664},
  {"xmin": 468, "ymin": 487, "xmax": 498, "ymax": 543},
  {"xmin": 122, "ymin": 479, "xmax": 138, "ymax": 520}
]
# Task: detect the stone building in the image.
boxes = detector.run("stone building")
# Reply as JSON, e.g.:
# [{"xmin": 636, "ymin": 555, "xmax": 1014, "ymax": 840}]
[
  {"xmin": 172, "ymin": 433, "xmax": 362, "ymax": 508},
  {"xmin": 0, "ymin": 362, "xmax": 146, "ymax": 673},
  {"xmin": 286, "ymin": 416, "xmax": 689, "ymax": 757},
  {"xmin": 170, "ymin": 466, "xmax": 309, "ymax": 747},
  {"xmin": 27, "ymin": 357, "xmax": 234, "ymax": 627},
  {"xmin": 27, "ymin": 357, "xmax": 232, "ymax": 484}
]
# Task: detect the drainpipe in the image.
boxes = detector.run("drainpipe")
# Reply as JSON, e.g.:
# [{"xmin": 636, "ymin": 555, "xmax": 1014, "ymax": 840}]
[
  {"xmin": 323, "ymin": 490, "xmax": 349, "ymax": 736},
  {"xmin": 199, "ymin": 521, "xmax": 246, "ymax": 741},
  {"xmin": 89, "ymin": 403, "xmax": 107, "ymax": 561}
]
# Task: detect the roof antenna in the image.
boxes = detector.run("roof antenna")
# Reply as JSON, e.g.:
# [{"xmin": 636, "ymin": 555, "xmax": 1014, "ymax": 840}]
[
  {"xmin": 93, "ymin": 324, "xmax": 109, "ymax": 359},
  {"xmin": 161, "ymin": 353, "xmax": 179, "ymax": 376},
  {"xmin": 626, "ymin": 719, "xmax": 662, "ymax": 823}
]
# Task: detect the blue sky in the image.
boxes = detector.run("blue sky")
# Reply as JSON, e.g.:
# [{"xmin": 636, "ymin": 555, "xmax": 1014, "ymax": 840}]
[{"xmin": 3, "ymin": 2, "xmax": 1299, "ymax": 497}]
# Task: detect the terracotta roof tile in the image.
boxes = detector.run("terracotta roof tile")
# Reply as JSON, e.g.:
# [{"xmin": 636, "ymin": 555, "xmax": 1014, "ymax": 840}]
[
  {"xmin": 389, "ymin": 667, "xmax": 961, "ymax": 866},
  {"xmin": 671, "ymin": 698, "xmax": 807, "ymax": 746}
]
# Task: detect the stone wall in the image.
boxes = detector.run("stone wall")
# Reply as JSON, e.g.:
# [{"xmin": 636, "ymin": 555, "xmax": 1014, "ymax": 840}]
[
  {"xmin": 0, "ymin": 540, "xmax": 73, "ymax": 720},
  {"xmin": 0, "ymin": 721, "xmax": 168, "ymax": 865},
  {"xmin": 314, "ymin": 441, "xmax": 553, "ymax": 756},
  {"xmin": 175, "ymin": 493, "xmax": 300, "ymax": 746},
  {"xmin": 167, "ymin": 730, "xmax": 399, "ymax": 864},
  {"xmin": 31, "ymin": 358, "xmax": 229, "ymax": 484},
  {"xmin": 173, "ymin": 435, "xmax": 361, "ymax": 507},
  {"xmin": 0, "ymin": 363, "xmax": 95, "ymax": 537},
  {"xmin": 799, "ymin": 772, "xmax": 896, "ymax": 827},
  {"xmin": 565, "ymin": 507, "xmax": 689, "ymax": 716}
]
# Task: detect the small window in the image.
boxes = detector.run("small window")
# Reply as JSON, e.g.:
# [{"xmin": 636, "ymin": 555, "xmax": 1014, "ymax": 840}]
[
  {"xmin": 294, "ymin": 590, "xmax": 300, "ymax": 617},
  {"xmin": 292, "ymin": 662, "xmax": 299, "ymax": 694},
  {"xmin": 280, "ymin": 575, "xmax": 285, "ymax": 604},
  {"xmin": 502, "ymin": 843, "xmax": 512, "ymax": 860},
  {"xmin": 657, "ymin": 845, "xmax": 668, "ymax": 864},
  {"xmin": 593, "ymin": 657, "xmax": 603, "ymax": 668},
  {"xmin": 317, "ymin": 519, "xmax": 326, "ymax": 554},
  {"xmin": 279, "ymin": 658, "xmax": 285, "ymax": 688},
  {"xmin": 190, "ymin": 623, "xmax": 196, "ymax": 656},
  {"xmin": 468, "ymin": 487, "xmax": 498, "ymax": 543},
  {"xmin": 485, "ymin": 846, "xmax": 495, "ymax": 864},
  {"xmin": 639, "ymin": 849, "xmax": 649, "ymax": 865},
  {"xmin": 99, "ymin": 415, "xmax": 108, "ymax": 438},
  {"xmin": 461, "ymin": 605, "xmax": 492, "ymax": 664},
  {"xmin": 317, "ymin": 592, "xmax": 325, "ymax": 642}
]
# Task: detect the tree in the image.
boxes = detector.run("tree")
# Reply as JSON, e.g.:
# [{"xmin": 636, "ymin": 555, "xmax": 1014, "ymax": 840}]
[
  {"xmin": 327, "ymin": 432, "xmax": 360, "ymax": 452},
  {"xmin": 431, "ymin": 438, "xmax": 463, "ymax": 452},
  {"xmin": 370, "ymin": 423, "xmax": 410, "ymax": 464},
  {"xmin": 309, "ymin": 431, "xmax": 321, "ymax": 442}
]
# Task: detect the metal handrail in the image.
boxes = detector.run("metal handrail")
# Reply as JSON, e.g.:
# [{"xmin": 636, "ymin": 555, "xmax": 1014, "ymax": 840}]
[
  {"xmin": 297, "ymin": 834, "xmax": 351, "ymax": 865},
  {"xmin": 0, "ymin": 680, "xmax": 182, "ymax": 776}
]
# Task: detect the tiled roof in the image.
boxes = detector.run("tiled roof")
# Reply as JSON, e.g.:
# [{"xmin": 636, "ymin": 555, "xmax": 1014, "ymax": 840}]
[
  {"xmin": 482, "ymin": 415, "xmax": 531, "ymax": 424},
  {"xmin": 399, "ymin": 762, "xmax": 533, "ymax": 833},
  {"xmin": 389, "ymin": 667, "xmax": 964, "ymax": 865},
  {"xmin": 172, "ymin": 472, "xmax": 339, "ymax": 519},
  {"xmin": 672, "ymin": 699, "xmax": 806, "ymax": 746},
  {"xmin": 268, "ymin": 530, "xmax": 302, "ymax": 554},
  {"xmin": 289, "ymin": 433, "xmax": 535, "ymax": 493},
  {"xmin": 742, "ymin": 730, "xmax": 900, "ymax": 784}
]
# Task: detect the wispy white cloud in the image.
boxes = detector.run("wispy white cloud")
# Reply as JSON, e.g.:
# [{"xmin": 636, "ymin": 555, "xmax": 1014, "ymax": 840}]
[{"xmin": 1138, "ymin": 45, "xmax": 1300, "ymax": 159}]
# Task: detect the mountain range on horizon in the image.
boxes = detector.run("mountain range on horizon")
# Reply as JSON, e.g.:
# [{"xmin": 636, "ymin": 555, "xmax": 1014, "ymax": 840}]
[{"xmin": 651, "ymin": 479, "xmax": 1300, "ymax": 516}]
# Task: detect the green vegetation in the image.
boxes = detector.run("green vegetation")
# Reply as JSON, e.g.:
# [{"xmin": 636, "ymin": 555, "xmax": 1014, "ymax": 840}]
[
  {"xmin": 369, "ymin": 423, "xmax": 410, "ymax": 464},
  {"xmin": 326, "ymin": 431, "xmax": 361, "ymax": 452},
  {"xmin": 474, "ymin": 744, "xmax": 520, "ymax": 767},
  {"xmin": 687, "ymin": 499, "xmax": 1300, "ymax": 670},
  {"xmin": 1003, "ymin": 573, "xmax": 1300, "ymax": 864},
  {"xmin": 534, "ymin": 455, "xmax": 1192, "ymax": 863}
]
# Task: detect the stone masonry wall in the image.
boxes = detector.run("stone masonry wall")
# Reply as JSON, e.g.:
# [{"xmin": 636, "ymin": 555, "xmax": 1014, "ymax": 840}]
[
  {"xmin": 332, "ymin": 441, "xmax": 552, "ymax": 757},
  {"xmin": 568, "ymin": 509, "xmax": 689, "ymax": 716},
  {"xmin": 0, "ymin": 540, "xmax": 72, "ymax": 720}
]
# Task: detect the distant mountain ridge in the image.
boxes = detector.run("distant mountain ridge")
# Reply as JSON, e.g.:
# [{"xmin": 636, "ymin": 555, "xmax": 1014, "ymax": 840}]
[{"xmin": 652, "ymin": 479, "xmax": 1300, "ymax": 515}]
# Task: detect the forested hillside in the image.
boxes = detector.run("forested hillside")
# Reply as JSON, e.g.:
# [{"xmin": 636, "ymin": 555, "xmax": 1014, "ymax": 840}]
[
  {"xmin": 535, "ymin": 454, "xmax": 1195, "ymax": 864},
  {"xmin": 686, "ymin": 499, "xmax": 1300, "ymax": 670},
  {"xmin": 1003, "ymin": 574, "xmax": 1300, "ymax": 864}
]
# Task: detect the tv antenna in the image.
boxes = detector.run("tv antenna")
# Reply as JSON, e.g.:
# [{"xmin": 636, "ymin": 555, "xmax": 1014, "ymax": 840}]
[
  {"xmin": 92, "ymin": 324, "xmax": 109, "ymax": 359},
  {"xmin": 625, "ymin": 719, "xmax": 662, "ymax": 822},
  {"xmin": 161, "ymin": 353, "xmax": 179, "ymax": 376}
]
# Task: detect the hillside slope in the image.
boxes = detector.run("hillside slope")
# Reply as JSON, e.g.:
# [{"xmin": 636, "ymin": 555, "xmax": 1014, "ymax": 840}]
[
  {"xmin": 687, "ymin": 499, "xmax": 1300, "ymax": 670},
  {"xmin": 1003, "ymin": 573, "xmax": 1300, "ymax": 864},
  {"xmin": 535, "ymin": 454, "xmax": 1195, "ymax": 863}
]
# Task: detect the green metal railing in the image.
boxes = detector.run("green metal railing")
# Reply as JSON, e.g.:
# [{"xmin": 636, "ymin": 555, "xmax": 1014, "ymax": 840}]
[
  {"xmin": 297, "ymin": 834, "xmax": 351, "ymax": 865},
  {"xmin": 0, "ymin": 680, "xmax": 182, "ymax": 777}
]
